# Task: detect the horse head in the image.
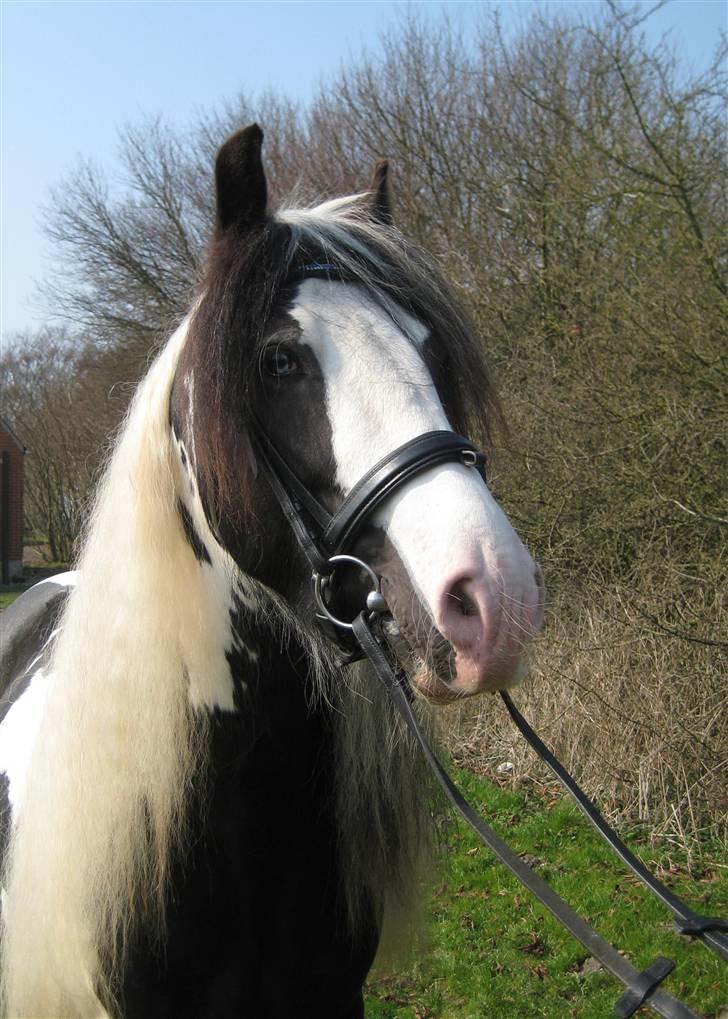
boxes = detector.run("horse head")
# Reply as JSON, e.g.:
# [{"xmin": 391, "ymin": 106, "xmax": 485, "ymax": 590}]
[{"xmin": 171, "ymin": 124, "xmax": 544, "ymax": 703}]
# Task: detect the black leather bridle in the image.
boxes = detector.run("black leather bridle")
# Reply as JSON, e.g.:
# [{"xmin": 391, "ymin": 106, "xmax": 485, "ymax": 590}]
[{"xmin": 253, "ymin": 269, "xmax": 727, "ymax": 1017}]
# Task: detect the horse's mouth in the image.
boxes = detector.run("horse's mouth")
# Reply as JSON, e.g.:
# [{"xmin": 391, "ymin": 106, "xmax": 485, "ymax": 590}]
[
  {"xmin": 349, "ymin": 530, "xmax": 533, "ymax": 703},
  {"xmin": 379, "ymin": 614, "xmax": 462, "ymax": 704},
  {"xmin": 380, "ymin": 613, "xmax": 530, "ymax": 704}
]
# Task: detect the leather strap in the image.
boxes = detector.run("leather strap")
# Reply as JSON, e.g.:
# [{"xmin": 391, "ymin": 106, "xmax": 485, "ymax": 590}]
[
  {"xmin": 289, "ymin": 262, "xmax": 349, "ymax": 282},
  {"xmin": 352, "ymin": 612, "xmax": 700, "ymax": 1019},
  {"xmin": 252, "ymin": 429, "xmax": 331, "ymax": 573}
]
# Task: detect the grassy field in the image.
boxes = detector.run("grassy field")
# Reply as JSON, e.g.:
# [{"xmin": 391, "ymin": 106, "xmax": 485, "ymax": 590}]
[{"xmin": 365, "ymin": 770, "xmax": 728, "ymax": 1018}]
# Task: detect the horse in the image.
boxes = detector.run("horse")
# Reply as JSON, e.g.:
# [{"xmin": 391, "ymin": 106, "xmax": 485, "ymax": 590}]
[{"xmin": 0, "ymin": 124, "xmax": 544, "ymax": 1019}]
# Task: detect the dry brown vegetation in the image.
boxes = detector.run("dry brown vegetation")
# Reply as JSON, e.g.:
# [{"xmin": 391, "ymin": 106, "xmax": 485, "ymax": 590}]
[{"xmin": 1, "ymin": 4, "xmax": 725, "ymax": 848}]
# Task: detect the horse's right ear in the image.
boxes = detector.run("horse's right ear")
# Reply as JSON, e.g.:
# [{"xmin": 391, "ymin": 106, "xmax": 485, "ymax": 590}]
[{"xmin": 215, "ymin": 124, "xmax": 268, "ymax": 231}]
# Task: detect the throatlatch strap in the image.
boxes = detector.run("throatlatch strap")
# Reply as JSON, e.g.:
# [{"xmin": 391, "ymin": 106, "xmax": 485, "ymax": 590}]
[
  {"xmin": 500, "ymin": 691, "xmax": 728, "ymax": 964},
  {"xmin": 252, "ymin": 432, "xmax": 331, "ymax": 574},
  {"xmin": 351, "ymin": 612, "xmax": 699, "ymax": 1019}
]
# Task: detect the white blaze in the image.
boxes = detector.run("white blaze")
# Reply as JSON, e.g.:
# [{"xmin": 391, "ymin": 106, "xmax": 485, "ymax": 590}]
[{"xmin": 289, "ymin": 280, "xmax": 536, "ymax": 639}]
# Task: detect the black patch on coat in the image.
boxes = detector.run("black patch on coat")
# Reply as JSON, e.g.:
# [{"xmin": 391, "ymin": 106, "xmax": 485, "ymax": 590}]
[
  {"xmin": 118, "ymin": 623, "xmax": 377, "ymax": 1019},
  {"xmin": 224, "ymin": 591, "xmax": 263, "ymax": 711}
]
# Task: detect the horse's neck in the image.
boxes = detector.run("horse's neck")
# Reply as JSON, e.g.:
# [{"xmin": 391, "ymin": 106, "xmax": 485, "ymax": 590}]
[{"xmin": 171, "ymin": 431, "xmax": 337, "ymax": 798}]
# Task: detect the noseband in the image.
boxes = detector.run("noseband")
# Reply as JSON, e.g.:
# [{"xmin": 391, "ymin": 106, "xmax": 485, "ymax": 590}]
[{"xmin": 253, "ymin": 426, "xmax": 486, "ymax": 640}]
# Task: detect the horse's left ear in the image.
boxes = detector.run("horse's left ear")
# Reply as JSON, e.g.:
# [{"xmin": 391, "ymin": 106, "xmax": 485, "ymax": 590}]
[
  {"xmin": 215, "ymin": 123, "xmax": 268, "ymax": 231},
  {"xmin": 369, "ymin": 159, "xmax": 393, "ymax": 225}
]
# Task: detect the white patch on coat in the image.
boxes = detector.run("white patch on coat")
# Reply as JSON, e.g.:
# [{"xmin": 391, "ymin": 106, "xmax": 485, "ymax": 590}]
[{"xmin": 182, "ymin": 370, "xmax": 198, "ymax": 473}]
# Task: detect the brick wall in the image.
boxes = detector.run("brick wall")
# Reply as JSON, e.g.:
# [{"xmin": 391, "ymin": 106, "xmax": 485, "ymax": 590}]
[{"xmin": 0, "ymin": 422, "xmax": 25, "ymax": 580}]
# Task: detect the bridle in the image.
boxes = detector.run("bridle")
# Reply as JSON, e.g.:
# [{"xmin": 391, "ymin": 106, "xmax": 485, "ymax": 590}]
[{"xmin": 252, "ymin": 268, "xmax": 727, "ymax": 1018}]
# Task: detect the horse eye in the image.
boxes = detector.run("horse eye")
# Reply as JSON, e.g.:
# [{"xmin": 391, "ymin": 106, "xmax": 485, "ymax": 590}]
[{"xmin": 263, "ymin": 347, "xmax": 299, "ymax": 377}]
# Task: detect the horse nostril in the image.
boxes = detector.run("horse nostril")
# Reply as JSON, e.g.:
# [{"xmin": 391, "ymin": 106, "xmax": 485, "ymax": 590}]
[{"xmin": 447, "ymin": 580, "xmax": 479, "ymax": 618}]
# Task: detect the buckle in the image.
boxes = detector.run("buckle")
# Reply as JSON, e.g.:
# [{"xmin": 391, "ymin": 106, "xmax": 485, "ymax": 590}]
[
  {"xmin": 614, "ymin": 956, "xmax": 675, "ymax": 1018},
  {"xmin": 461, "ymin": 448, "xmax": 487, "ymax": 480}
]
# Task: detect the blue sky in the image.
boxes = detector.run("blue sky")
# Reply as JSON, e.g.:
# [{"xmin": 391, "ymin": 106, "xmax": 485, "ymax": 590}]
[{"xmin": 1, "ymin": 0, "xmax": 725, "ymax": 341}]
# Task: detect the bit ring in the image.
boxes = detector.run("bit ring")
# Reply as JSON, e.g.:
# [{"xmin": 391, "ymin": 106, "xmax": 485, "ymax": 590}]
[{"xmin": 313, "ymin": 554, "xmax": 387, "ymax": 630}]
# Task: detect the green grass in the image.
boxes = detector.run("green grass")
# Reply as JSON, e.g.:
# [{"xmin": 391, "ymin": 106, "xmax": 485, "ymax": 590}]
[{"xmin": 365, "ymin": 770, "xmax": 728, "ymax": 1018}]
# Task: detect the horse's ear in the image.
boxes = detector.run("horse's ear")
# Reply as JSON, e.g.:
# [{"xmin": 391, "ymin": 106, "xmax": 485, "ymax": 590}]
[
  {"xmin": 215, "ymin": 124, "xmax": 268, "ymax": 231},
  {"xmin": 369, "ymin": 159, "xmax": 393, "ymax": 225}
]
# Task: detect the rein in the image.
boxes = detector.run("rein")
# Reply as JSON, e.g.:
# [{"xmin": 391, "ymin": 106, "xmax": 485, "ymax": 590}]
[{"xmin": 252, "ymin": 368, "xmax": 726, "ymax": 1016}]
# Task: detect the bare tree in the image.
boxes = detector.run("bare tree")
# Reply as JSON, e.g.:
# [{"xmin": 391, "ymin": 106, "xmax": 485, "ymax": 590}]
[{"xmin": 2, "ymin": 330, "xmax": 94, "ymax": 561}]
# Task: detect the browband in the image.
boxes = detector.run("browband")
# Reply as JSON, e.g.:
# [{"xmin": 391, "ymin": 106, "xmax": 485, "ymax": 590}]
[{"xmin": 288, "ymin": 262, "xmax": 348, "ymax": 282}]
